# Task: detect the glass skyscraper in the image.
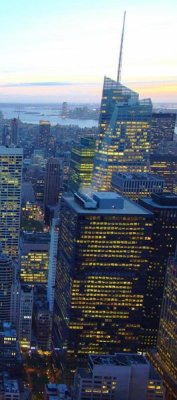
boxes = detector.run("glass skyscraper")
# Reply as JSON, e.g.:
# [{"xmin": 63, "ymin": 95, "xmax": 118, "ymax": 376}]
[
  {"xmin": 68, "ymin": 137, "xmax": 95, "ymax": 192},
  {"xmin": 93, "ymin": 77, "xmax": 152, "ymax": 191}
]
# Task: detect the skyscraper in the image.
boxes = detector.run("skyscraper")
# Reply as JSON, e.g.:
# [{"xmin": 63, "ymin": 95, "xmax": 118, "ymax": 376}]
[
  {"xmin": 2, "ymin": 124, "xmax": 11, "ymax": 146},
  {"xmin": 20, "ymin": 232, "xmax": 50, "ymax": 285},
  {"xmin": 150, "ymin": 113, "xmax": 176, "ymax": 153},
  {"xmin": 0, "ymin": 253, "xmax": 13, "ymax": 322},
  {"xmin": 139, "ymin": 193, "xmax": 177, "ymax": 350},
  {"xmin": 47, "ymin": 218, "xmax": 59, "ymax": 313},
  {"xmin": 44, "ymin": 157, "xmax": 62, "ymax": 208},
  {"xmin": 55, "ymin": 191, "xmax": 152, "ymax": 374},
  {"xmin": 69, "ymin": 137, "xmax": 95, "ymax": 192},
  {"xmin": 92, "ymin": 77, "xmax": 152, "ymax": 191},
  {"xmin": 11, "ymin": 118, "xmax": 19, "ymax": 146},
  {"xmin": 151, "ymin": 252, "xmax": 177, "ymax": 400},
  {"xmin": 38, "ymin": 120, "xmax": 51, "ymax": 149},
  {"xmin": 150, "ymin": 153, "xmax": 177, "ymax": 192},
  {"xmin": 0, "ymin": 146, "xmax": 23, "ymax": 259}
]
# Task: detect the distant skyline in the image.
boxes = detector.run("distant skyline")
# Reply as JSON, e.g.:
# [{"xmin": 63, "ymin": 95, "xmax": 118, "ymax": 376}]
[{"xmin": 0, "ymin": 0, "xmax": 176, "ymax": 103}]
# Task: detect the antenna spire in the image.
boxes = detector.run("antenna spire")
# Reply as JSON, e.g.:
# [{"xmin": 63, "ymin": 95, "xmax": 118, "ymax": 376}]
[{"xmin": 117, "ymin": 11, "xmax": 126, "ymax": 83}]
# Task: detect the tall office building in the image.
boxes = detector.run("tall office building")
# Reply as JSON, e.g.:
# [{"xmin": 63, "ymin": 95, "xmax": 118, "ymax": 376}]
[
  {"xmin": 11, "ymin": 118, "xmax": 19, "ymax": 146},
  {"xmin": 55, "ymin": 191, "xmax": 152, "ymax": 374},
  {"xmin": 69, "ymin": 137, "xmax": 95, "ymax": 192},
  {"xmin": 150, "ymin": 252, "xmax": 177, "ymax": 400},
  {"xmin": 16, "ymin": 284, "xmax": 33, "ymax": 350},
  {"xmin": 0, "ymin": 146, "xmax": 23, "ymax": 259},
  {"xmin": 150, "ymin": 113, "xmax": 176, "ymax": 153},
  {"xmin": 10, "ymin": 282, "xmax": 33, "ymax": 349},
  {"xmin": 92, "ymin": 77, "xmax": 152, "ymax": 191},
  {"xmin": 0, "ymin": 253, "xmax": 13, "ymax": 322},
  {"xmin": 44, "ymin": 158, "xmax": 62, "ymax": 208},
  {"xmin": 150, "ymin": 153, "xmax": 177, "ymax": 192},
  {"xmin": 2, "ymin": 125, "xmax": 11, "ymax": 146},
  {"xmin": 20, "ymin": 232, "xmax": 50, "ymax": 285},
  {"xmin": 111, "ymin": 172, "xmax": 164, "ymax": 201},
  {"xmin": 47, "ymin": 218, "xmax": 59, "ymax": 313},
  {"xmin": 139, "ymin": 193, "xmax": 177, "ymax": 350},
  {"xmin": 38, "ymin": 120, "xmax": 51, "ymax": 149}
]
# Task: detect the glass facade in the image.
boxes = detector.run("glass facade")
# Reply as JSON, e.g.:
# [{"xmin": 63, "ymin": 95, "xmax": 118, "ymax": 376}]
[
  {"xmin": 0, "ymin": 147, "xmax": 23, "ymax": 259},
  {"xmin": 93, "ymin": 77, "xmax": 152, "ymax": 191},
  {"xmin": 157, "ymin": 254, "xmax": 177, "ymax": 398},
  {"xmin": 139, "ymin": 193, "xmax": 177, "ymax": 350},
  {"xmin": 55, "ymin": 192, "xmax": 152, "ymax": 373},
  {"xmin": 69, "ymin": 137, "xmax": 95, "ymax": 192}
]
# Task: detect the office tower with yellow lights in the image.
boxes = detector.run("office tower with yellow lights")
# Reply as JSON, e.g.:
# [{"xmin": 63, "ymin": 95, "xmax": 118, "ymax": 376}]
[
  {"xmin": 139, "ymin": 193, "xmax": 177, "ymax": 350},
  {"xmin": 55, "ymin": 191, "xmax": 153, "ymax": 374},
  {"xmin": 0, "ymin": 146, "xmax": 23, "ymax": 260},
  {"xmin": 92, "ymin": 77, "xmax": 152, "ymax": 191},
  {"xmin": 150, "ymin": 153, "xmax": 177, "ymax": 193},
  {"xmin": 111, "ymin": 172, "xmax": 164, "ymax": 201},
  {"xmin": 20, "ymin": 232, "xmax": 50, "ymax": 285},
  {"xmin": 69, "ymin": 137, "xmax": 95, "ymax": 192},
  {"xmin": 150, "ymin": 252, "xmax": 177, "ymax": 400}
]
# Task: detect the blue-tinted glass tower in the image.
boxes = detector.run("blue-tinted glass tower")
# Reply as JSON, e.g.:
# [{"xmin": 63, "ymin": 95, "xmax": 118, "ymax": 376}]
[{"xmin": 93, "ymin": 77, "xmax": 152, "ymax": 191}]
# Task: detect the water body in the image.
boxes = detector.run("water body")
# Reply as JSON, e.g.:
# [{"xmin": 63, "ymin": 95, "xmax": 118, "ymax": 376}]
[{"xmin": 0, "ymin": 103, "xmax": 98, "ymax": 128}]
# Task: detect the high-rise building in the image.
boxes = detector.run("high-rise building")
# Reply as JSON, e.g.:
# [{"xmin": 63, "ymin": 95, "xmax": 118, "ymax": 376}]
[
  {"xmin": 150, "ymin": 113, "xmax": 176, "ymax": 153},
  {"xmin": 150, "ymin": 252, "xmax": 177, "ymax": 400},
  {"xmin": 44, "ymin": 158, "xmax": 62, "ymax": 208},
  {"xmin": 111, "ymin": 172, "xmax": 164, "ymax": 201},
  {"xmin": 92, "ymin": 77, "xmax": 152, "ymax": 191},
  {"xmin": 20, "ymin": 232, "xmax": 50, "ymax": 285},
  {"xmin": 17, "ymin": 285, "xmax": 33, "ymax": 350},
  {"xmin": 0, "ymin": 253, "xmax": 13, "ymax": 322},
  {"xmin": 0, "ymin": 146, "xmax": 23, "ymax": 259},
  {"xmin": 55, "ymin": 191, "xmax": 152, "ymax": 374},
  {"xmin": 150, "ymin": 153, "xmax": 177, "ymax": 193},
  {"xmin": 139, "ymin": 193, "xmax": 177, "ymax": 350},
  {"xmin": 38, "ymin": 120, "xmax": 51, "ymax": 149},
  {"xmin": 2, "ymin": 125, "xmax": 11, "ymax": 146},
  {"xmin": 11, "ymin": 118, "xmax": 19, "ymax": 146},
  {"xmin": 68, "ymin": 137, "xmax": 95, "ymax": 192},
  {"xmin": 73, "ymin": 354, "xmax": 164, "ymax": 400},
  {"xmin": 47, "ymin": 218, "xmax": 59, "ymax": 313}
]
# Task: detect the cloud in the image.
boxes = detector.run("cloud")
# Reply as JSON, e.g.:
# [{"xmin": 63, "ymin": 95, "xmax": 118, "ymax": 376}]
[{"xmin": 0, "ymin": 81, "xmax": 100, "ymax": 87}]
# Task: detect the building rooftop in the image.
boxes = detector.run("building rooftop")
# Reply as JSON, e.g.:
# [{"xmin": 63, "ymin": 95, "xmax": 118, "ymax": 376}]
[
  {"xmin": 4, "ymin": 379, "xmax": 19, "ymax": 394},
  {"xmin": 0, "ymin": 146, "xmax": 23, "ymax": 155},
  {"xmin": 112, "ymin": 172, "xmax": 164, "ymax": 182},
  {"xmin": 89, "ymin": 353, "xmax": 148, "ymax": 368},
  {"xmin": 140, "ymin": 192, "xmax": 177, "ymax": 208},
  {"xmin": 63, "ymin": 191, "xmax": 153, "ymax": 216}
]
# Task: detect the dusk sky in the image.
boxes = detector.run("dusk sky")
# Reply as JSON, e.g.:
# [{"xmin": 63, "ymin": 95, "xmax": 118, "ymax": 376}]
[{"xmin": 0, "ymin": 0, "xmax": 176, "ymax": 103}]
